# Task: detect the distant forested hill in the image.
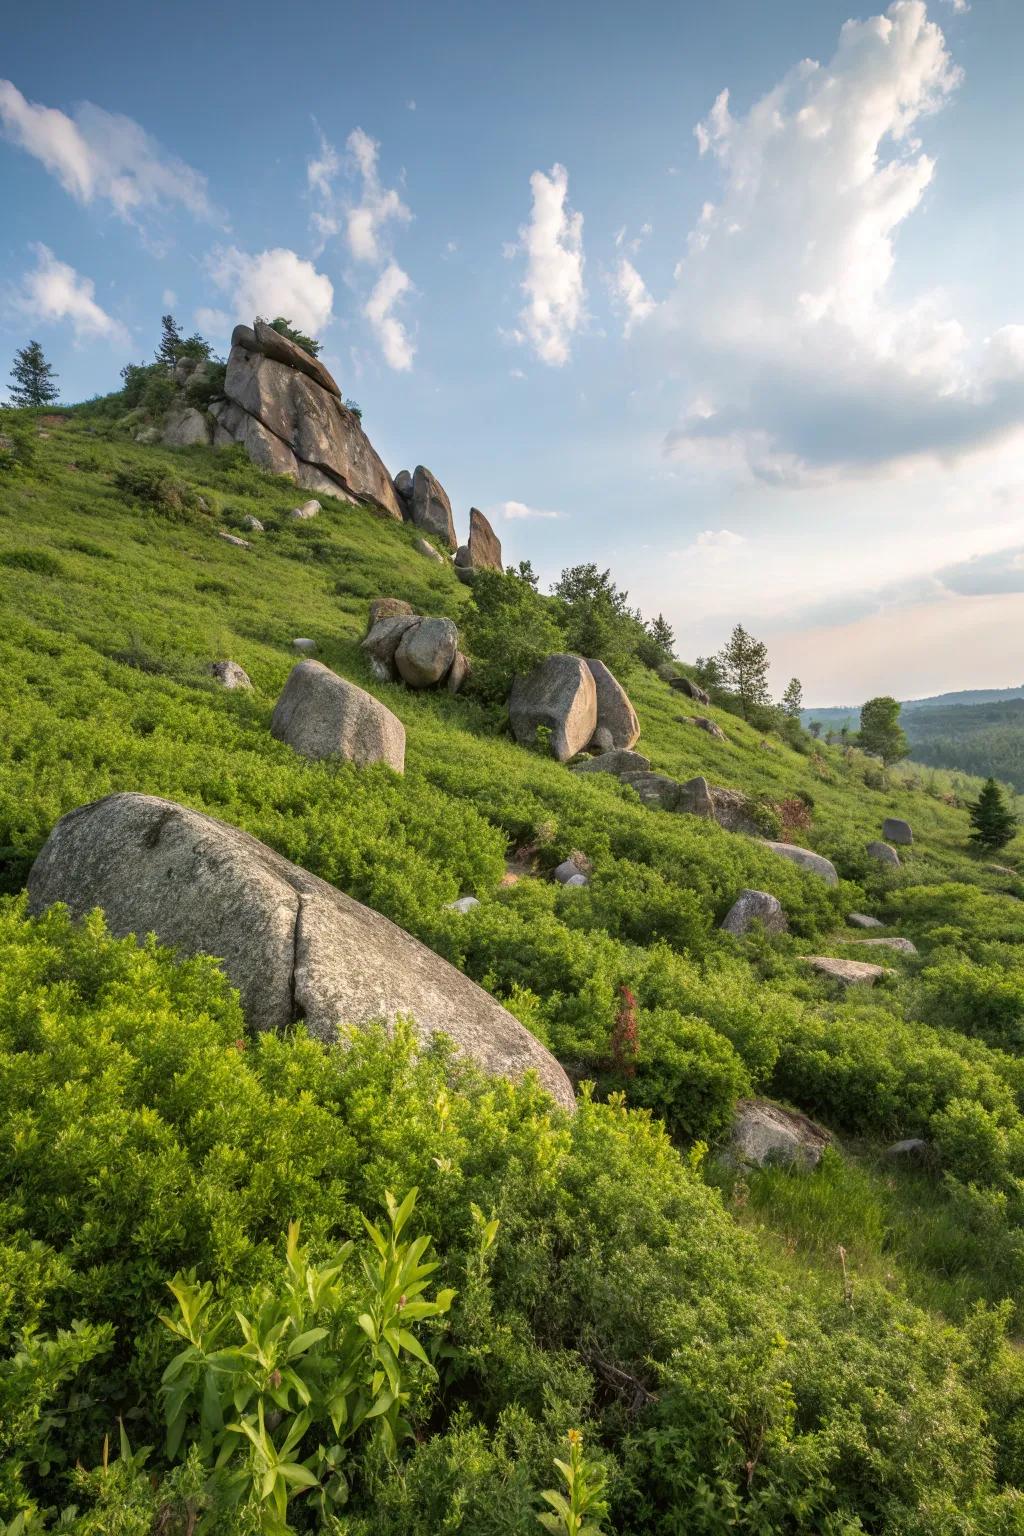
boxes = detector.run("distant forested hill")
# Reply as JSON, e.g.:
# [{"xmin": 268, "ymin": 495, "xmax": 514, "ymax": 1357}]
[{"xmin": 904, "ymin": 698, "xmax": 1024, "ymax": 788}]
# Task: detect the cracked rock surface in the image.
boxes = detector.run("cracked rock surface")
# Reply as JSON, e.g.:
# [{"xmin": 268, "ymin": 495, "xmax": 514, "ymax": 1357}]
[{"xmin": 27, "ymin": 793, "xmax": 575, "ymax": 1113}]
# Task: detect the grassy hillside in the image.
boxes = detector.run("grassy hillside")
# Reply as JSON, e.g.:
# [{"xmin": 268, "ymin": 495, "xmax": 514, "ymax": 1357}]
[{"xmin": 6, "ymin": 405, "xmax": 1024, "ymax": 1532}]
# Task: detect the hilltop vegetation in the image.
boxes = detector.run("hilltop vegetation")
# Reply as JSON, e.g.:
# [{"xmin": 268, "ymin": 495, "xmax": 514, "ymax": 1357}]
[{"xmin": 5, "ymin": 405, "xmax": 1024, "ymax": 1531}]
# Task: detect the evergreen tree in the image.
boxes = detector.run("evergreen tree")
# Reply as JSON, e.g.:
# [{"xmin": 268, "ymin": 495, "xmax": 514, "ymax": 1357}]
[
  {"xmin": 9, "ymin": 341, "xmax": 58, "ymax": 407},
  {"xmin": 648, "ymin": 614, "xmax": 676, "ymax": 659},
  {"xmin": 968, "ymin": 777, "xmax": 1017, "ymax": 852},
  {"xmin": 781, "ymin": 677, "xmax": 803, "ymax": 719},
  {"xmin": 156, "ymin": 315, "xmax": 185, "ymax": 367},
  {"xmin": 716, "ymin": 624, "xmax": 771, "ymax": 721},
  {"xmin": 858, "ymin": 696, "xmax": 909, "ymax": 765},
  {"xmin": 808, "ymin": 721, "xmax": 823, "ymax": 739}
]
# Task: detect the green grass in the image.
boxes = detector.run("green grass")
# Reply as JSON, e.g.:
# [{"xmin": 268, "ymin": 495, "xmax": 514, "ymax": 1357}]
[{"xmin": 7, "ymin": 404, "xmax": 1024, "ymax": 1529}]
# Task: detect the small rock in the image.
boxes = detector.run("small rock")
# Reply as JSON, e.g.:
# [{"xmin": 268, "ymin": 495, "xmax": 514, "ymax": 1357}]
[
  {"xmin": 554, "ymin": 858, "xmax": 588, "ymax": 885},
  {"xmin": 867, "ymin": 840, "xmax": 901, "ymax": 868},
  {"xmin": 721, "ymin": 890, "xmax": 788, "ymax": 937},
  {"xmin": 368, "ymin": 597, "xmax": 414, "ymax": 630},
  {"xmin": 669, "ymin": 675, "xmax": 710, "ymax": 705},
  {"xmin": 209, "ymin": 660, "xmax": 252, "ymax": 690},
  {"xmin": 242, "ymin": 515, "xmax": 264, "ymax": 532},
  {"xmin": 676, "ymin": 776, "xmax": 715, "ymax": 819},
  {"xmin": 271, "ymin": 660, "xmax": 406, "ymax": 772},
  {"xmin": 292, "ymin": 638, "xmax": 317, "ymax": 653},
  {"xmin": 848, "ymin": 912, "xmax": 884, "ymax": 929},
  {"xmin": 884, "ymin": 1138, "xmax": 930, "ymax": 1161},
  {"xmin": 803, "ymin": 956, "xmax": 893, "ymax": 986},
  {"xmin": 848, "ymin": 936, "xmax": 918, "ymax": 955},
  {"xmin": 563, "ymin": 873, "xmax": 588, "ymax": 888},
  {"xmin": 413, "ymin": 536, "xmax": 446, "ymax": 564},
  {"xmin": 680, "ymin": 715, "xmax": 727, "ymax": 741},
  {"xmin": 619, "ymin": 771, "xmax": 681, "ymax": 810},
  {"xmin": 446, "ymin": 896, "xmax": 480, "ymax": 914},
  {"xmin": 447, "ymin": 651, "xmax": 471, "ymax": 695},
  {"xmin": 395, "ymin": 617, "xmax": 459, "ymax": 688},
  {"xmin": 763, "ymin": 842, "xmax": 839, "ymax": 886},
  {"xmin": 218, "ymin": 530, "xmax": 252, "ymax": 549},
  {"xmin": 572, "ymin": 749, "xmax": 651, "ymax": 777},
  {"xmin": 730, "ymin": 1099, "xmax": 832, "ymax": 1169},
  {"xmin": 290, "ymin": 499, "xmax": 321, "ymax": 520},
  {"xmin": 882, "ymin": 817, "xmax": 913, "ymax": 846}
]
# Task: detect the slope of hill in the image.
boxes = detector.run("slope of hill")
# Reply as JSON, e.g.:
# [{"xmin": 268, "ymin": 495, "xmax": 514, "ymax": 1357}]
[{"xmin": 5, "ymin": 405, "xmax": 1024, "ymax": 1532}]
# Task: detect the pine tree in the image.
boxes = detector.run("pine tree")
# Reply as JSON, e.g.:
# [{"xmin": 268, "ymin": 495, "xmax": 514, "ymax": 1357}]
[
  {"xmin": 968, "ymin": 778, "xmax": 1017, "ymax": 852},
  {"xmin": 808, "ymin": 721, "xmax": 823, "ymax": 739},
  {"xmin": 781, "ymin": 677, "xmax": 803, "ymax": 719},
  {"xmin": 716, "ymin": 624, "xmax": 770, "ymax": 721},
  {"xmin": 858, "ymin": 696, "xmax": 909, "ymax": 765},
  {"xmin": 648, "ymin": 614, "xmax": 676, "ymax": 659},
  {"xmin": 9, "ymin": 341, "xmax": 59, "ymax": 407},
  {"xmin": 156, "ymin": 315, "xmax": 185, "ymax": 367}
]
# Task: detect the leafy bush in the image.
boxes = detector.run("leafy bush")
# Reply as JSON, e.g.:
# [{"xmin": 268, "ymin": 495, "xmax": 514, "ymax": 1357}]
[
  {"xmin": 0, "ymin": 549, "xmax": 65, "ymax": 577},
  {"xmin": 462, "ymin": 567, "xmax": 566, "ymax": 704},
  {"xmin": 112, "ymin": 464, "xmax": 203, "ymax": 522}
]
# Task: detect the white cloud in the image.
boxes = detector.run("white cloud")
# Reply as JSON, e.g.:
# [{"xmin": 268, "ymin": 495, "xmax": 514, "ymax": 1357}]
[
  {"xmin": 943, "ymin": 0, "xmax": 969, "ymax": 12},
  {"xmin": 364, "ymin": 262, "xmax": 415, "ymax": 371},
  {"xmin": 0, "ymin": 79, "xmax": 214, "ymax": 224},
  {"xmin": 344, "ymin": 127, "xmax": 411, "ymax": 264},
  {"xmin": 206, "ymin": 246, "xmax": 334, "ymax": 336},
  {"xmin": 193, "ymin": 306, "xmax": 232, "ymax": 335},
  {"xmin": 657, "ymin": 2, "xmax": 1024, "ymax": 484},
  {"xmin": 612, "ymin": 258, "xmax": 655, "ymax": 336},
  {"xmin": 672, "ymin": 528, "xmax": 748, "ymax": 562},
  {"xmin": 407, "ymin": 100, "xmax": 417, "ymax": 112},
  {"xmin": 162, "ymin": 288, "xmax": 176, "ymax": 307},
  {"xmin": 17, "ymin": 243, "xmax": 130, "ymax": 345},
  {"xmin": 513, "ymin": 163, "xmax": 586, "ymax": 366},
  {"xmin": 499, "ymin": 500, "xmax": 566, "ymax": 520}
]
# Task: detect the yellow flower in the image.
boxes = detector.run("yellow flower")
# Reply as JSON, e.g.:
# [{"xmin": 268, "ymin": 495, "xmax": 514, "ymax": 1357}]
[{"xmin": 567, "ymin": 1428, "xmax": 582, "ymax": 1447}]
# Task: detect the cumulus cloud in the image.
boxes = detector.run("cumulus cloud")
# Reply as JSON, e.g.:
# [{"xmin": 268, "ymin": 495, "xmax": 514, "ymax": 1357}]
[
  {"xmin": 612, "ymin": 258, "xmax": 655, "ymax": 336},
  {"xmin": 0, "ymin": 79, "xmax": 214, "ymax": 224},
  {"xmin": 513, "ymin": 164, "xmax": 585, "ymax": 366},
  {"xmin": 344, "ymin": 127, "xmax": 411, "ymax": 264},
  {"xmin": 206, "ymin": 246, "xmax": 334, "ymax": 335},
  {"xmin": 658, "ymin": 2, "xmax": 1024, "ymax": 483},
  {"xmin": 499, "ymin": 500, "xmax": 566, "ymax": 520},
  {"xmin": 193, "ymin": 306, "xmax": 232, "ymax": 336},
  {"xmin": 363, "ymin": 262, "xmax": 415, "ymax": 371},
  {"xmin": 16, "ymin": 243, "xmax": 130, "ymax": 344}
]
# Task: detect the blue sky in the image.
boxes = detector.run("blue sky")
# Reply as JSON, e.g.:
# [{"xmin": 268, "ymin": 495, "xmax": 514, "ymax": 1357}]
[{"xmin": 3, "ymin": 0, "xmax": 1023, "ymax": 704}]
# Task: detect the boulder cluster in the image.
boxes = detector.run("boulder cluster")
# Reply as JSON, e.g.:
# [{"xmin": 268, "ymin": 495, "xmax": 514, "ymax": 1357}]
[
  {"xmin": 392, "ymin": 468, "xmax": 503, "ymax": 578},
  {"xmin": 509, "ymin": 654, "xmax": 639, "ymax": 761},
  {"xmin": 362, "ymin": 602, "xmax": 469, "ymax": 693}
]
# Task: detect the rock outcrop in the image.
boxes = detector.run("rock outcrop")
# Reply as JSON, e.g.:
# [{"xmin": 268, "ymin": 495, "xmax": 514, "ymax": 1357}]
[
  {"xmin": 212, "ymin": 322, "xmax": 404, "ymax": 519},
  {"xmin": 367, "ymin": 597, "xmax": 414, "ymax": 630},
  {"xmin": 455, "ymin": 507, "xmax": 502, "ymax": 574},
  {"xmin": 883, "ymin": 817, "xmax": 913, "ymax": 846},
  {"xmin": 619, "ymin": 771, "xmax": 683, "ymax": 810},
  {"xmin": 27, "ymin": 794, "xmax": 574, "ymax": 1113},
  {"xmin": 586, "ymin": 659, "xmax": 640, "ymax": 750},
  {"xmin": 162, "ymin": 406, "xmax": 211, "ymax": 448},
  {"xmin": 729, "ymin": 1099, "xmax": 832, "ymax": 1169},
  {"xmin": 572, "ymin": 749, "xmax": 651, "ymax": 777},
  {"xmin": 763, "ymin": 841, "xmax": 839, "ymax": 886},
  {"xmin": 509, "ymin": 654, "xmax": 598, "ymax": 762},
  {"xmin": 362, "ymin": 615, "xmax": 421, "ymax": 682},
  {"xmin": 721, "ymin": 890, "xmax": 788, "ymax": 937},
  {"xmin": 271, "ymin": 660, "xmax": 405, "ymax": 772},
  {"xmin": 410, "ymin": 466, "xmax": 457, "ymax": 550}
]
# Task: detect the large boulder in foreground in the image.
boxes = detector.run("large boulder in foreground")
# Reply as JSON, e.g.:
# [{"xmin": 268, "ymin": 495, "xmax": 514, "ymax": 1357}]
[
  {"xmin": 410, "ymin": 466, "xmax": 457, "ymax": 550},
  {"xmin": 27, "ymin": 795, "xmax": 574, "ymax": 1113},
  {"xmin": 271, "ymin": 660, "xmax": 405, "ymax": 771},
  {"xmin": 729, "ymin": 1099, "xmax": 832, "ymax": 1169},
  {"xmin": 721, "ymin": 890, "xmax": 788, "ymax": 937},
  {"xmin": 763, "ymin": 841, "xmax": 839, "ymax": 886},
  {"xmin": 585, "ymin": 659, "xmax": 640, "ymax": 750},
  {"xmin": 509, "ymin": 654, "xmax": 598, "ymax": 762}
]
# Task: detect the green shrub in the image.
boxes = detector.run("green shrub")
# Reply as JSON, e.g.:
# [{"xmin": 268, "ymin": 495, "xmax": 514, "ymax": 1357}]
[
  {"xmin": 111, "ymin": 464, "xmax": 203, "ymax": 521},
  {"xmin": 0, "ymin": 549, "xmax": 65, "ymax": 577}
]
